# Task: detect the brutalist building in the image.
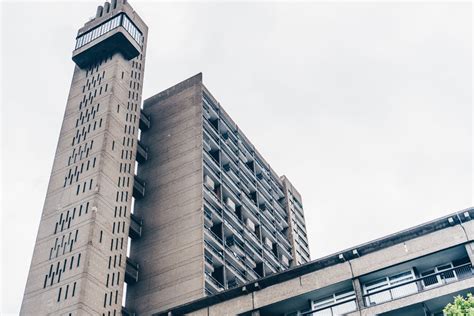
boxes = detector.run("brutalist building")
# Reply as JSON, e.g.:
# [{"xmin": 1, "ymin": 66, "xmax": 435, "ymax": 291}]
[{"xmin": 20, "ymin": 1, "xmax": 472, "ymax": 316}]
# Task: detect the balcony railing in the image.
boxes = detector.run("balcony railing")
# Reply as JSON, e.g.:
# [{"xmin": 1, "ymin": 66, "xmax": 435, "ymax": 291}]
[
  {"xmin": 203, "ymin": 186, "xmax": 222, "ymax": 208},
  {"xmin": 133, "ymin": 176, "xmax": 145, "ymax": 199},
  {"xmin": 302, "ymin": 297, "xmax": 357, "ymax": 316},
  {"xmin": 205, "ymin": 272, "xmax": 224, "ymax": 291},
  {"xmin": 205, "ymin": 226, "xmax": 223, "ymax": 244},
  {"xmin": 226, "ymin": 235, "xmax": 246, "ymax": 257},
  {"xmin": 363, "ymin": 263, "xmax": 473, "ymax": 307},
  {"xmin": 129, "ymin": 213, "xmax": 143, "ymax": 239},
  {"xmin": 203, "ymin": 120, "xmax": 220, "ymax": 143},
  {"xmin": 139, "ymin": 112, "xmax": 151, "ymax": 130},
  {"xmin": 136, "ymin": 140, "xmax": 148, "ymax": 163},
  {"xmin": 125, "ymin": 257, "xmax": 139, "ymax": 284},
  {"xmin": 203, "ymin": 151, "xmax": 221, "ymax": 175},
  {"xmin": 204, "ymin": 240, "xmax": 224, "ymax": 260},
  {"xmin": 226, "ymin": 259, "xmax": 246, "ymax": 281}
]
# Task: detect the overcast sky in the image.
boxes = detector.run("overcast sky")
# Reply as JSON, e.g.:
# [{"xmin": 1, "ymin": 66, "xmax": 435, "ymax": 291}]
[{"xmin": 1, "ymin": 1, "xmax": 472, "ymax": 314}]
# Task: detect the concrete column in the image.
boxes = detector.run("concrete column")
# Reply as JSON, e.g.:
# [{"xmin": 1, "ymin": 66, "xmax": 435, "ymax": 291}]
[
  {"xmin": 465, "ymin": 242, "xmax": 474, "ymax": 265},
  {"xmin": 352, "ymin": 278, "xmax": 365, "ymax": 311},
  {"xmin": 251, "ymin": 310, "xmax": 260, "ymax": 316}
]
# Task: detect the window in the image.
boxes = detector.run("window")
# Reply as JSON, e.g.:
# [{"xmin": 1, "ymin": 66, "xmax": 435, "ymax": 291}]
[
  {"xmin": 363, "ymin": 269, "xmax": 417, "ymax": 306},
  {"xmin": 311, "ymin": 289, "xmax": 357, "ymax": 316},
  {"xmin": 75, "ymin": 13, "xmax": 143, "ymax": 50}
]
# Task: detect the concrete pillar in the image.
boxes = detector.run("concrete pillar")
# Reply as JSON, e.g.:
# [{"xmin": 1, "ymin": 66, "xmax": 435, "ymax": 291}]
[
  {"xmin": 352, "ymin": 278, "xmax": 365, "ymax": 311},
  {"xmin": 251, "ymin": 310, "xmax": 260, "ymax": 316},
  {"xmin": 465, "ymin": 242, "xmax": 474, "ymax": 265}
]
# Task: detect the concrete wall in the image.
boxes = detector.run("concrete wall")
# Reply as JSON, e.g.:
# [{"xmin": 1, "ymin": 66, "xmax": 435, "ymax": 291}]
[
  {"xmin": 20, "ymin": 1, "xmax": 148, "ymax": 315},
  {"xmin": 126, "ymin": 74, "xmax": 205, "ymax": 315}
]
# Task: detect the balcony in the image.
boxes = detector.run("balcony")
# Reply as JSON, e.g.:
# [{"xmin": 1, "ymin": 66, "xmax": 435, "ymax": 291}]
[
  {"xmin": 241, "ymin": 205, "xmax": 259, "ymax": 227},
  {"xmin": 222, "ymin": 132, "xmax": 239, "ymax": 152},
  {"xmin": 203, "ymin": 120, "xmax": 220, "ymax": 144},
  {"xmin": 203, "ymin": 151, "xmax": 221, "ymax": 175},
  {"xmin": 139, "ymin": 112, "xmax": 150, "ymax": 130},
  {"xmin": 223, "ymin": 217, "xmax": 244, "ymax": 241},
  {"xmin": 226, "ymin": 235, "xmax": 246, "ymax": 257},
  {"xmin": 222, "ymin": 173, "xmax": 240, "ymax": 198},
  {"xmin": 363, "ymin": 259, "xmax": 473, "ymax": 307},
  {"xmin": 277, "ymin": 231, "xmax": 292, "ymax": 251},
  {"xmin": 258, "ymin": 184, "xmax": 273, "ymax": 205},
  {"xmin": 136, "ymin": 140, "xmax": 148, "ymax": 163},
  {"xmin": 133, "ymin": 176, "xmax": 145, "ymax": 199},
  {"xmin": 125, "ymin": 257, "xmax": 139, "ymax": 284},
  {"xmin": 221, "ymin": 140, "xmax": 239, "ymax": 164},
  {"xmin": 257, "ymin": 173, "xmax": 272, "ymax": 193},
  {"xmin": 205, "ymin": 272, "xmax": 225, "ymax": 294},
  {"xmin": 129, "ymin": 213, "xmax": 143, "ymax": 239},
  {"xmin": 204, "ymin": 208, "xmax": 213, "ymax": 228},
  {"xmin": 241, "ymin": 193, "xmax": 259, "ymax": 217},
  {"xmin": 243, "ymin": 235, "xmax": 263, "ymax": 260},
  {"xmin": 239, "ymin": 161, "xmax": 255, "ymax": 184},
  {"xmin": 204, "ymin": 243, "xmax": 224, "ymax": 278},
  {"xmin": 203, "ymin": 94, "xmax": 219, "ymax": 118},
  {"xmin": 223, "ymin": 161, "xmax": 240, "ymax": 185},
  {"xmin": 243, "ymin": 226, "xmax": 261, "ymax": 249},
  {"xmin": 122, "ymin": 306, "xmax": 135, "ymax": 316},
  {"xmin": 205, "ymin": 226, "xmax": 223, "ymax": 246},
  {"xmin": 204, "ymin": 255, "xmax": 214, "ymax": 274},
  {"xmin": 225, "ymin": 259, "xmax": 247, "ymax": 284},
  {"xmin": 263, "ymin": 246, "xmax": 282, "ymax": 271},
  {"xmin": 203, "ymin": 186, "xmax": 222, "ymax": 210},
  {"xmin": 273, "ymin": 200, "xmax": 288, "ymax": 221}
]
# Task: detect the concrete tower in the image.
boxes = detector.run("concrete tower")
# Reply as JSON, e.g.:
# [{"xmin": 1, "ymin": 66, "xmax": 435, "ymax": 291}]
[
  {"xmin": 126, "ymin": 74, "xmax": 310, "ymax": 315},
  {"xmin": 20, "ymin": 1, "xmax": 147, "ymax": 315}
]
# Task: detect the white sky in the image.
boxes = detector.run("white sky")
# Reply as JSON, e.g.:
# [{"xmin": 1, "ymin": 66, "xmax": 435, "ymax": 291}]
[{"xmin": 1, "ymin": 1, "xmax": 472, "ymax": 314}]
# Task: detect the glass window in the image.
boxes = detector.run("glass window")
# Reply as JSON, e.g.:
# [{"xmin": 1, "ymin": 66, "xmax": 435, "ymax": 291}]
[{"xmin": 75, "ymin": 13, "xmax": 142, "ymax": 50}]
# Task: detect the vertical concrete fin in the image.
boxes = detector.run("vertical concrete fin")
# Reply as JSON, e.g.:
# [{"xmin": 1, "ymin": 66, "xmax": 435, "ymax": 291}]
[
  {"xmin": 96, "ymin": 5, "xmax": 103, "ymax": 18},
  {"xmin": 103, "ymin": 2, "xmax": 110, "ymax": 14}
]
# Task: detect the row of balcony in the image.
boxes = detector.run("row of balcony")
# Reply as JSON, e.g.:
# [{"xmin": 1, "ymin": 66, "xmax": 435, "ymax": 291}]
[
  {"xmin": 203, "ymin": 191, "xmax": 291, "ymax": 267},
  {"xmin": 201, "ymin": 100, "xmax": 286, "ymax": 202},
  {"xmin": 203, "ymin": 210, "xmax": 290, "ymax": 281},
  {"xmin": 203, "ymin": 159, "xmax": 289, "ymax": 239},
  {"xmin": 124, "ymin": 113, "xmax": 150, "ymax": 308}
]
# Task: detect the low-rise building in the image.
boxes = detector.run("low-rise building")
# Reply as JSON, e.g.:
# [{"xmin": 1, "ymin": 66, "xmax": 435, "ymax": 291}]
[{"xmin": 157, "ymin": 207, "xmax": 474, "ymax": 316}]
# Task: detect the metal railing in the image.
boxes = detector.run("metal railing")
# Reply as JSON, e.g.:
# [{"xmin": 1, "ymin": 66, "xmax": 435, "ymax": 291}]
[
  {"xmin": 205, "ymin": 272, "xmax": 224, "ymax": 290},
  {"xmin": 204, "ymin": 240, "xmax": 224, "ymax": 260},
  {"xmin": 205, "ymin": 227, "xmax": 223, "ymax": 244},
  {"xmin": 363, "ymin": 263, "xmax": 473, "ymax": 307},
  {"xmin": 226, "ymin": 259, "xmax": 246, "ymax": 280},
  {"xmin": 302, "ymin": 298, "xmax": 357, "ymax": 316}
]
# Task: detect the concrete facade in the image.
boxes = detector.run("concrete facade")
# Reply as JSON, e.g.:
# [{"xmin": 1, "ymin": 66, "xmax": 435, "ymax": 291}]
[
  {"xmin": 125, "ymin": 74, "xmax": 310, "ymax": 315},
  {"xmin": 126, "ymin": 74, "xmax": 206, "ymax": 314},
  {"xmin": 158, "ymin": 208, "xmax": 474, "ymax": 316},
  {"xmin": 20, "ymin": 1, "xmax": 147, "ymax": 315}
]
